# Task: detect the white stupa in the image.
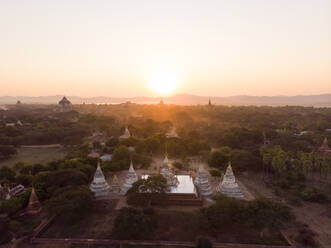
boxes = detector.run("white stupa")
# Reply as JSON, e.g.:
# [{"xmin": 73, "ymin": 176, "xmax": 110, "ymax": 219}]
[
  {"xmin": 160, "ymin": 153, "xmax": 178, "ymax": 187},
  {"xmin": 90, "ymin": 161, "xmax": 110, "ymax": 198},
  {"xmin": 216, "ymin": 162, "xmax": 244, "ymax": 199},
  {"xmin": 194, "ymin": 165, "xmax": 213, "ymax": 198},
  {"xmin": 119, "ymin": 127, "xmax": 131, "ymax": 139},
  {"xmin": 120, "ymin": 161, "xmax": 138, "ymax": 195}
]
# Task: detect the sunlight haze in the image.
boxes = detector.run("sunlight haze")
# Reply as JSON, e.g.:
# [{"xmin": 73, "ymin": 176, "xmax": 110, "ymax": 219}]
[{"xmin": 1, "ymin": 0, "xmax": 330, "ymax": 97}]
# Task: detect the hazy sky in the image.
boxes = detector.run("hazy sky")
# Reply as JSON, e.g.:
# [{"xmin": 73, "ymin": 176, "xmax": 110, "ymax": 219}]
[{"xmin": 1, "ymin": 0, "xmax": 330, "ymax": 97}]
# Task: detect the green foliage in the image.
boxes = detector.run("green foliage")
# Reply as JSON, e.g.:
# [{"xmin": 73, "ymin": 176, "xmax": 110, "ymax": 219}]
[
  {"xmin": 33, "ymin": 169, "xmax": 89, "ymax": 200},
  {"xmin": 200, "ymin": 196, "xmax": 294, "ymax": 231},
  {"xmin": 0, "ymin": 190, "xmax": 30, "ymax": 215},
  {"xmin": 127, "ymin": 175, "xmax": 167, "ymax": 207},
  {"xmin": 45, "ymin": 186, "xmax": 93, "ymax": 223},
  {"xmin": 300, "ymin": 188, "xmax": 328, "ymax": 203},
  {"xmin": 112, "ymin": 207, "xmax": 157, "ymax": 239},
  {"xmin": 209, "ymin": 169, "xmax": 222, "ymax": 177},
  {"xmin": 0, "ymin": 166, "xmax": 16, "ymax": 182}
]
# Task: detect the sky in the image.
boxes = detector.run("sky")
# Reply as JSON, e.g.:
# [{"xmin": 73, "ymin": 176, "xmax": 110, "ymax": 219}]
[{"xmin": 0, "ymin": 0, "xmax": 330, "ymax": 97}]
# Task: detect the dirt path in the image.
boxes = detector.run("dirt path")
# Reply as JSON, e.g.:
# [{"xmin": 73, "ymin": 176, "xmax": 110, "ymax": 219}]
[{"xmin": 292, "ymin": 203, "xmax": 331, "ymax": 247}]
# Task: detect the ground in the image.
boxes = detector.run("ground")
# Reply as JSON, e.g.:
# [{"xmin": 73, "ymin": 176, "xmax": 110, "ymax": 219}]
[
  {"xmin": 0, "ymin": 147, "xmax": 67, "ymax": 168},
  {"xmin": 240, "ymin": 172, "xmax": 331, "ymax": 247}
]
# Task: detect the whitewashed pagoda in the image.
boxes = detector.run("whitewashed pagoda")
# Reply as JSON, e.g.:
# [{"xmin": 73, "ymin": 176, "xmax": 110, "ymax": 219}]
[
  {"xmin": 120, "ymin": 161, "xmax": 138, "ymax": 195},
  {"xmin": 216, "ymin": 162, "xmax": 244, "ymax": 199},
  {"xmin": 25, "ymin": 187, "xmax": 42, "ymax": 215},
  {"xmin": 119, "ymin": 127, "xmax": 131, "ymax": 139},
  {"xmin": 160, "ymin": 152, "xmax": 178, "ymax": 186},
  {"xmin": 110, "ymin": 175, "xmax": 121, "ymax": 194},
  {"xmin": 318, "ymin": 137, "xmax": 331, "ymax": 155},
  {"xmin": 194, "ymin": 165, "xmax": 213, "ymax": 197},
  {"xmin": 90, "ymin": 161, "xmax": 110, "ymax": 198}
]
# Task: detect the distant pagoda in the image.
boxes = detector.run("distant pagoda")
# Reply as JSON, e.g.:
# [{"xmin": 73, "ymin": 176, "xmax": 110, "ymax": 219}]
[
  {"xmin": 160, "ymin": 152, "xmax": 178, "ymax": 187},
  {"xmin": 25, "ymin": 187, "xmax": 42, "ymax": 215},
  {"xmin": 194, "ymin": 165, "xmax": 213, "ymax": 198},
  {"xmin": 90, "ymin": 161, "xmax": 110, "ymax": 198},
  {"xmin": 58, "ymin": 96, "xmax": 72, "ymax": 112},
  {"xmin": 318, "ymin": 137, "xmax": 331, "ymax": 155},
  {"xmin": 110, "ymin": 175, "xmax": 121, "ymax": 194},
  {"xmin": 216, "ymin": 162, "xmax": 244, "ymax": 200},
  {"xmin": 120, "ymin": 161, "xmax": 138, "ymax": 195},
  {"xmin": 119, "ymin": 127, "xmax": 131, "ymax": 139},
  {"xmin": 208, "ymin": 98, "xmax": 212, "ymax": 106}
]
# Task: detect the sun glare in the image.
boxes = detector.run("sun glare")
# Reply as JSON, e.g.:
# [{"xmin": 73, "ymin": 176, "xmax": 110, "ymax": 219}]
[{"xmin": 149, "ymin": 71, "xmax": 178, "ymax": 95}]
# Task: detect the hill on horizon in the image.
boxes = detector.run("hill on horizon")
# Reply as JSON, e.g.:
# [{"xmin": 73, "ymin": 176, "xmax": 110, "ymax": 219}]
[{"xmin": 0, "ymin": 93, "xmax": 331, "ymax": 107}]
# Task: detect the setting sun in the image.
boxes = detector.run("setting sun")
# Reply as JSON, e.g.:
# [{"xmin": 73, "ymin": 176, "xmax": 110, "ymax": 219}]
[{"xmin": 149, "ymin": 71, "xmax": 179, "ymax": 95}]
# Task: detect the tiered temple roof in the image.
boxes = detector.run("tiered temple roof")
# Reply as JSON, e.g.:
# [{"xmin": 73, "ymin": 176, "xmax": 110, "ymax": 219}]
[
  {"xmin": 111, "ymin": 175, "xmax": 121, "ymax": 194},
  {"xmin": 160, "ymin": 153, "xmax": 178, "ymax": 187},
  {"xmin": 90, "ymin": 161, "xmax": 110, "ymax": 198},
  {"xmin": 216, "ymin": 162, "xmax": 244, "ymax": 199},
  {"xmin": 120, "ymin": 161, "xmax": 138, "ymax": 195},
  {"xmin": 25, "ymin": 187, "xmax": 42, "ymax": 215},
  {"xmin": 194, "ymin": 165, "xmax": 213, "ymax": 198}
]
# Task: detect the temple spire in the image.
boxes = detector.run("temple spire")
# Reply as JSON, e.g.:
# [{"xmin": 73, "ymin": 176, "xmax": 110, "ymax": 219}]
[
  {"xmin": 25, "ymin": 187, "xmax": 42, "ymax": 215},
  {"xmin": 90, "ymin": 161, "xmax": 110, "ymax": 198},
  {"xmin": 194, "ymin": 165, "xmax": 213, "ymax": 198},
  {"xmin": 120, "ymin": 161, "xmax": 138, "ymax": 195},
  {"xmin": 216, "ymin": 162, "xmax": 244, "ymax": 199}
]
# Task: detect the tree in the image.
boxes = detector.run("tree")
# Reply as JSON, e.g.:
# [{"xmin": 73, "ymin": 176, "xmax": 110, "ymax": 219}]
[
  {"xmin": 127, "ymin": 175, "xmax": 167, "ymax": 207},
  {"xmin": 45, "ymin": 186, "xmax": 93, "ymax": 223},
  {"xmin": 208, "ymin": 150, "xmax": 229, "ymax": 170},
  {"xmin": 0, "ymin": 166, "xmax": 15, "ymax": 182},
  {"xmin": 112, "ymin": 207, "xmax": 157, "ymax": 239}
]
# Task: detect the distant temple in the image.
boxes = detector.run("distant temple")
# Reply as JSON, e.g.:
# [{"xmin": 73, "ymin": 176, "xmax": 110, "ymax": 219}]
[
  {"xmin": 160, "ymin": 153, "xmax": 178, "ymax": 187},
  {"xmin": 194, "ymin": 165, "xmax": 213, "ymax": 198},
  {"xmin": 318, "ymin": 137, "xmax": 331, "ymax": 155},
  {"xmin": 216, "ymin": 162, "xmax": 244, "ymax": 200},
  {"xmin": 58, "ymin": 96, "xmax": 72, "ymax": 112},
  {"xmin": 159, "ymin": 99, "xmax": 164, "ymax": 105},
  {"xmin": 208, "ymin": 98, "xmax": 212, "ymax": 106},
  {"xmin": 119, "ymin": 127, "xmax": 131, "ymax": 139},
  {"xmin": 120, "ymin": 161, "xmax": 138, "ymax": 195},
  {"xmin": 25, "ymin": 188, "xmax": 42, "ymax": 215},
  {"xmin": 166, "ymin": 126, "xmax": 179, "ymax": 138},
  {"xmin": 90, "ymin": 161, "xmax": 110, "ymax": 198}
]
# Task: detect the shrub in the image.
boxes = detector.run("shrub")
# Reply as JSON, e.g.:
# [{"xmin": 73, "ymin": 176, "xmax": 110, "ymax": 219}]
[{"xmin": 300, "ymin": 188, "xmax": 328, "ymax": 203}]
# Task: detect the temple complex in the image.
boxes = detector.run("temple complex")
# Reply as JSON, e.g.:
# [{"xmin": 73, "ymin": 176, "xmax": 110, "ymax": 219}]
[
  {"xmin": 216, "ymin": 162, "xmax": 244, "ymax": 200},
  {"xmin": 110, "ymin": 175, "xmax": 121, "ymax": 194},
  {"xmin": 194, "ymin": 165, "xmax": 213, "ymax": 198},
  {"xmin": 160, "ymin": 153, "xmax": 178, "ymax": 187},
  {"xmin": 120, "ymin": 161, "xmax": 138, "ymax": 195},
  {"xmin": 119, "ymin": 127, "xmax": 131, "ymax": 139},
  {"xmin": 58, "ymin": 96, "xmax": 71, "ymax": 112},
  {"xmin": 318, "ymin": 137, "xmax": 331, "ymax": 155},
  {"xmin": 25, "ymin": 187, "xmax": 42, "ymax": 215},
  {"xmin": 90, "ymin": 162, "xmax": 110, "ymax": 198}
]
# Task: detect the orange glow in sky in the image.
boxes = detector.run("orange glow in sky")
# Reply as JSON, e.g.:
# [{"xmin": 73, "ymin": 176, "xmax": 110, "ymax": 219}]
[{"xmin": 0, "ymin": 0, "xmax": 330, "ymax": 97}]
